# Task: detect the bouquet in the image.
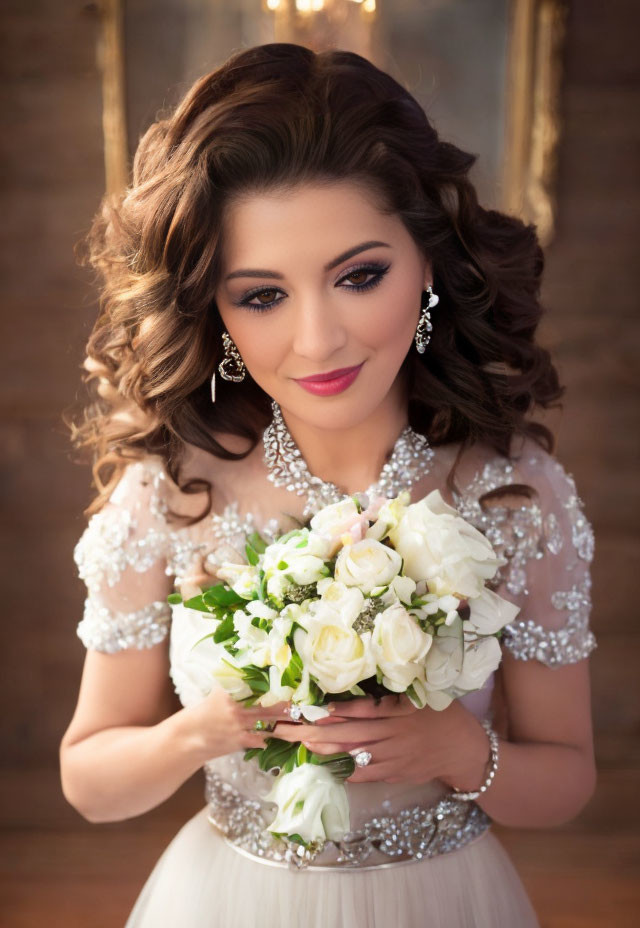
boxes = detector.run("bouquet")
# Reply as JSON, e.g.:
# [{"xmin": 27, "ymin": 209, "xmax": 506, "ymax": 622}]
[{"xmin": 167, "ymin": 489, "xmax": 520, "ymax": 853}]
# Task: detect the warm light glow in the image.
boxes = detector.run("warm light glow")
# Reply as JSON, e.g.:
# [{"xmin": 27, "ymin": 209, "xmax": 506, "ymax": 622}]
[
  {"xmin": 295, "ymin": 0, "xmax": 312, "ymax": 11},
  {"xmin": 363, "ymin": 0, "xmax": 375, "ymax": 10},
  {"xmin": 311, "ymin": 0, "xmax": 325, "ymax": 10},
  {"xmin": 266, "ymin": 0, "xmax": 281, "ymax": 10}
]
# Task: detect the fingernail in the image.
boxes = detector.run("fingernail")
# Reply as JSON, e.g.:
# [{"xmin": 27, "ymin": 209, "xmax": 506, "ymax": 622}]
[{"xmin": 328, "ymin": 704, "xmax": 336, "ymax": 713}]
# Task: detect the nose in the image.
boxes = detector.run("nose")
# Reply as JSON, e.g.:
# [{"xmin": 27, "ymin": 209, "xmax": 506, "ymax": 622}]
[{"xmin": 290, "ymin": 294, "xmax": 348, "ymax": 362}]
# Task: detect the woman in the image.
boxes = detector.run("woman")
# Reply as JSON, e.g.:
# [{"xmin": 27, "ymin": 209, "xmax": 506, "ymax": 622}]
[{"xmin": 59, "ymin": 43, "xmax": 597, "ymax": 927}]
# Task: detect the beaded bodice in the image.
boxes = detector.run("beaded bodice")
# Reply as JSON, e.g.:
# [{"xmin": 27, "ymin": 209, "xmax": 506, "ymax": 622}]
[{"xmin": 72, "ymin": 434, "xmax": 596, "ymax": 868}]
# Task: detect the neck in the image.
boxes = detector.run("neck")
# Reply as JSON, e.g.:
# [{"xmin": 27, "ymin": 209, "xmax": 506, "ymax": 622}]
[{"xmin": 277, "ymin": 376, "xmax": 410, "ymax": 496}]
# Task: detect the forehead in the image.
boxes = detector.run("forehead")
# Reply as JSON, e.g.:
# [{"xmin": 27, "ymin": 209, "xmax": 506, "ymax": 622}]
[{"xmin": 219, "ymin": 180, "xmax": 399, "ymax": 263}]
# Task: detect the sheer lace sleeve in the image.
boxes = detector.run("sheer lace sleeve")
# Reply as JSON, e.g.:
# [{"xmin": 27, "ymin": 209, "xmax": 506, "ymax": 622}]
[
  {"xmin": 72, "ymin": 457, "xmax": 175, "ymax": 653},
  {"xmin": 494, "ymin": 444, "xmax": 597, "ymax": 667}
]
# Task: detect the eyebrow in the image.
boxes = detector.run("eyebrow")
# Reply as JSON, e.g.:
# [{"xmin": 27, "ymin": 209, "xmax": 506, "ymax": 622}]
[{"xmin": 224, "ymin": 240, "xmax": 392, "ymax": 281}]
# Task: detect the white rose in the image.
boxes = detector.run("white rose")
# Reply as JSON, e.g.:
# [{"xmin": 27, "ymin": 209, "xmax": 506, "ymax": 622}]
[
  {"xmin": 410, "ymin": 673, "xmax": 455, "ymax": 711},
  {"xmin": 466, "ymin": 588, "xmax": 520, "ymax": 635},
  {"xmin": 456, "ymin": 635, "xmax": 503, "ymax": 691},
  {"xmin": 311, "ymin": 580, "xmax": 365, "ymax": 628},
  {"xmin": 293, "ymin": 618, "xmax": 376, "ymax": 694},
  {"xmin": 422, "ymin": 619, "xmax": 464, "ymax": 691},
  {"xmin": 310, "ymin": 498, "xmax": 368, "ymax": 556},
  {"xmin": 371, "ymin": 602, "xmax": 433, "ymax": 692},
  {"xmin": 334, "ymin": 538, "xmax": 402, "ymax": 594},
  {"xmin": 264, "ymin": 763, "xmax": 350, "ymax": 843},
  {"xmin": 389, "ymin": 489, "xmax": 506, "ymax": 598}
]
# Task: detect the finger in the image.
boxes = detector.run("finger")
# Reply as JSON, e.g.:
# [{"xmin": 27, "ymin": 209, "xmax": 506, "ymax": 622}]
[
  {"xmin": 295, "ymin": 719, "xmax": 397, "ymax": 747},
  {"xmin": 347, "ymin": 758, "xmax": 412, "ymax": 783},
  {"xmin": 238, "ymin": 700, "xmax": 292, "ymax": 720},
  {"xmin": 326, "ymin": 694, "xmax": 417, "ymax": 718},
  {"xmin": 303, "ymin": 735, "xmax": 395, "ymax": 757},
  {"xmin": 240, "ymin": 730, "xmax": 272, "ymax": 751}
]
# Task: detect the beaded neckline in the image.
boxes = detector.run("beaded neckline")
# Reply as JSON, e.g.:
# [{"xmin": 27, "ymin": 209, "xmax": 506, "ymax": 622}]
[{"xmin": 261, "ymin": 399, "xmax": 435, "ymax": 518}]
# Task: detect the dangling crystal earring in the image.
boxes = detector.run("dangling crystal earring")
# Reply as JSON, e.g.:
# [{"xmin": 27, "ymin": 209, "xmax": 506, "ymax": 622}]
[
  {"xmin": 210, "ymin": 331, "xmax": 246, "ymax": 402},
  {"xmin": 414, "ymin": 284, "xmax": 439, "ymax": 353}
]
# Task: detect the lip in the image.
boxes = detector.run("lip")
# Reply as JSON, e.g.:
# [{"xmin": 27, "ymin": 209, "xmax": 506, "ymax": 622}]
[
  {"xmin": 295, "ymin": 363, "xmax": 364, "ymax": 383},
  {"xmin": 293, "ymin": 362, "xmax": 365, "ymax": 397}
]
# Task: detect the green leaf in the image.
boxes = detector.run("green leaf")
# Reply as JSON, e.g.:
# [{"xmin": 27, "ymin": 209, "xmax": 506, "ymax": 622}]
[
  {"xmin": 167, "ymin": 592, "xmax": 183, "ymax": 605},
  {"xmin": 277, "ymin": 560, "xmax": 289, "ymax": 570},
  {"xmin": 296, "ymin": 743, "xmax": 309, "ymax": 766},
  {"xmin": 245, "ymin": 543, "xmax": 259, "ymax": 566},
  {"xmin": 282, "ymin": 754, "xmax": 297, "ymax": 774},
  {"xmin": 257, "ymin": 737, "xmax": 299, "ymax": 773},
  {"xmin": 213, "ymin": 613, "xmax": 237, "ymax": 643},
  {"xmin": 203, "ymin": 585, "xmax": 245, "ymax": 607},
  {"xmin": 295, "ymin": 538, "xmax": 308, "ymax": 548},
  {"xmin": 243, "ymin": 747, "xmax": 264, "ymax": 761},
  {"xmin": 241, "ymin": 664, "xmax": 271, "ymax": 694},
  {"xmin": 309, "ymin": 750, "xmax": 355, "ymax": 781},
  {"xmin": 280, "ymin": 650, "xmax": 303, "ymax": 688},
  {"xmin": 247, "ymin": 530, "xmax": 268, "ymax": 554},
  {"xmin": 183, "ymin": 595, "xmax": 212, "ymax": 613}
]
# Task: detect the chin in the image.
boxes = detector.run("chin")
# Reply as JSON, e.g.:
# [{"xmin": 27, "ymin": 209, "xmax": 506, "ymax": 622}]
[{"xmin": 285, "ymin": 390, "xmax": 385, "ymax": 432}]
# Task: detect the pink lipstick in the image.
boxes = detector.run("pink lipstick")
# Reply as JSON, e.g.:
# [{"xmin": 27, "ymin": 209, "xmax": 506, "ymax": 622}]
[{"xmin": 294, "ymin": 362, "xmax": 365, "ymax": 396}]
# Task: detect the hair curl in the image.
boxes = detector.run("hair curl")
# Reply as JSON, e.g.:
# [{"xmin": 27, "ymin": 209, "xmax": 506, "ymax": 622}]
[{"xmin": 67, "ymin": 42, "xmax": 564, "ymax": 522}]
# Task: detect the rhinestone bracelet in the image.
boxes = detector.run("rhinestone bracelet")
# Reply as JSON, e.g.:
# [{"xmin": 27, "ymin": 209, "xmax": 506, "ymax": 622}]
[{"xmin": 451, "ymin": 718, "xmax": 500, "ymax": 801}]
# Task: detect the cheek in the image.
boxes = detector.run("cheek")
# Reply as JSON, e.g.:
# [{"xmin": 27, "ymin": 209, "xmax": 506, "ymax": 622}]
[
  {"xmin": 354, "ymin": 290, "xmax": 418, "ymax": 350},
  {"xmin": 227, "ymin": 318, "xmax": 284, "ymax": 371}
]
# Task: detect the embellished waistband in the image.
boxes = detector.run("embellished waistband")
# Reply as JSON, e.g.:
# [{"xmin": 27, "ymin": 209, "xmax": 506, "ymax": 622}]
[{"xmin": 204, "ymin": 767, "xmax": 492, "ymax": 871}]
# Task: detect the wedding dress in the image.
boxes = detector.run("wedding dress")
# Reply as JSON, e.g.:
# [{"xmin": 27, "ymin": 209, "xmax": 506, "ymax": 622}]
[{"xmin": 72, "ymin": 431, "xmax": 596, "ymax": 928}]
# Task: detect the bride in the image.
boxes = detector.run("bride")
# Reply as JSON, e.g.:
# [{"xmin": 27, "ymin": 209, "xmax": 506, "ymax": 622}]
[{"xmin": 59, "ymin": 43, "xmax": 597, "ymax": 927}]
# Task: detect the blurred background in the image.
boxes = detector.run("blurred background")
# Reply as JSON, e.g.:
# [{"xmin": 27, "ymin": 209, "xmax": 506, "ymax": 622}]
[{"xmin": 1, "ymin": 1, "xmax": 638, "ymax": 925}]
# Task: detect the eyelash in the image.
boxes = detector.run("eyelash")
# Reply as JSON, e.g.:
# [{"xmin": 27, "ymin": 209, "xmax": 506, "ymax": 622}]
[{"xmin": 234, "ymin": 262, "xmax": 391, "ymax": 313}]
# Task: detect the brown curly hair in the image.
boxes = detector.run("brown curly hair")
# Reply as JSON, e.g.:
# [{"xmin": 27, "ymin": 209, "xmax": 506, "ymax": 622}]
[{"xmin": 67, "ymin": 42, "xmax": 564, "ymax": 523}]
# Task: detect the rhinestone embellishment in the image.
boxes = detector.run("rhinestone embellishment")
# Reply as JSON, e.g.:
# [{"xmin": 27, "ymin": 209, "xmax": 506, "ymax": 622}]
[
  {"xmin": 204, "ymin": 765, "xmax": 492, "ymax": 870},
  {"xmin": 262, "ymin": 399, "xmax": 435, "ymax": 518},
  {"xmin": 353, "ymin": 750, "xmax": 372, "ymax": 767}
]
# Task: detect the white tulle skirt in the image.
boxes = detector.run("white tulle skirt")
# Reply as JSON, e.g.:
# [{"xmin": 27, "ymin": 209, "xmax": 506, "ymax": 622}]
[{"xmin": 125, "ymin": 804, "xmax": 540, "ymax": 928}]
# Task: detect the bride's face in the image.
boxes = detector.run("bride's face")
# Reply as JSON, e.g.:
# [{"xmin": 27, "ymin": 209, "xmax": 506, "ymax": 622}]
[{"xmin": 214, "ymin": 179, "xmax": 431, "ymax": 430}]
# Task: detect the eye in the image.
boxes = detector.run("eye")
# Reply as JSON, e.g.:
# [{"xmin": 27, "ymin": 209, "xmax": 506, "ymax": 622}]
[
  {"xmin": 236, "ymin": 287, "xmax": 284, "ymax": 313},
  {"xmin": 337, "ymin": 262, "xmax": 390, "ymax": 293},
  {"xmin": 234, "ymin": 261, "xmax": 390, "ymax": 313}
]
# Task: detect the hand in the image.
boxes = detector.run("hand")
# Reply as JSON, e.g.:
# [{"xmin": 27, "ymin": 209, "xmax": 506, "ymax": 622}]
[
  {"xmin": 274, "ymin": 694, "xmax": 491, "ymax": 787},
  {"xmin": 185, "ymin": 688, "xmax": 292, "ymax": 762}
]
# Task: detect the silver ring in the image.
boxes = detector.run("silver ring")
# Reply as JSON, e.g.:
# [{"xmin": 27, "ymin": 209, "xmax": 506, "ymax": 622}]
[
  {"xmin": 351, "ymin": 749, "xmax": 372, "ymax": 767},
  {"xmin": 285, "ymin": 704, "xmax": 302, "ymax": 721}
]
